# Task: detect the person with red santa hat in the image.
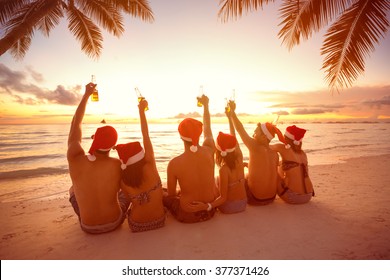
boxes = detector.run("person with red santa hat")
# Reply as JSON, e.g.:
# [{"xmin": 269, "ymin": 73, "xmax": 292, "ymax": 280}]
[
  {"xmin": 270, "ymin": 125, "xmax": 315, "ymax": 203},
  {"xmin": 207, "ymin": 107, "xmax": 247, "ymax": 214},
  {"xmin": 164, "ymin": 94, "xmax": 218, "ymax": 223},
  {"xmin": 115, "ymin": 98, "xmax": 166, "ymax": 232},
  {"xmin": 67, "ymin": 82, "xmax": 130, "ymax": 234},
  {"xmin": 228, "ymin": 100, "xmax": 285, "ymax": 205}
]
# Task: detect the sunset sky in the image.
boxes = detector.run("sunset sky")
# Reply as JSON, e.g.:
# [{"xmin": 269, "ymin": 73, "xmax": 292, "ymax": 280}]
[{"xmin": 0, "ymin": 0, "xmax": 389, "ymax": 124}]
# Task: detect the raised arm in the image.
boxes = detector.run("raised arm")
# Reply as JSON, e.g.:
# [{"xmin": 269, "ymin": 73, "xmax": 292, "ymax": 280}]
[
  {"xmin": 199, "ymin": 95, "xmax": 214, "ymax": 149},
  {"xmin": 226, "ymin": 108, "xmax": 243, "ymax": 162},
  {"xmin": 138, "ymin": 99, "xmax": 154, "ymax": 163},
  {"xmin": 269, "ymin": 143, "xmax": 285, "ymax": 153},
  {"xmin": 67, "ymin": 83, "xmax": 95, "ymax": 161},
  {"xmin": 229, "ymin": 100, "xmax": 256, "ymax": 149}
]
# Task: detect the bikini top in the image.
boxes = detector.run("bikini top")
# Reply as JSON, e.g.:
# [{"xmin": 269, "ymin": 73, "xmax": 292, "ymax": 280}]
[
  {"xmin": 282, "ymin": 160, "xmax": 313, "ymax": 195},
  {"xmin": 282, "ymin": 160, "xmax": 308, "ymax": 178},
  {"xmin": 129, "ymin": 179, "xmax": 162, "ymax": 205},
  {"xmin": 228, "ymin": 178, "xmax": 245, "ymax": 188}
]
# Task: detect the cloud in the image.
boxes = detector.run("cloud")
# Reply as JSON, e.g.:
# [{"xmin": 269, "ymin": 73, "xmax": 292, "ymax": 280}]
[
  {"xmin": 273, "ymin": 110, "xmax": 289, "ymax": 116},
  {"xmin": 26, "ymin": 66, "xmax": 44, "ymax": 83},
  {"xmin": 291, "ymin": 108, "xmax": 335, "ymax": 115},
  {"xmin": 361, "ymin": 95, "xmax": 390, "ymax": 108},
  {"xmin": 268, "ymin": 102, "xmax": 306, "ymax": 108},
  {"xmin": 0, "ymin": 63, "xmax": 81, "ymax": 106}
]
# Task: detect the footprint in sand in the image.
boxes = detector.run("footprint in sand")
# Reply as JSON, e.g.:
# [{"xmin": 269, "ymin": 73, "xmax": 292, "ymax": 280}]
[
  {"xmin": 373, "ymin": 216, "xmax": 385, "ymax": 222},
  {"xmin": 53, "ymin": 214, "xmax": 73, "ymax": 223},
  {"xmin": 2, "ymin": 233, "xmax": 17, "ymax": 240}
]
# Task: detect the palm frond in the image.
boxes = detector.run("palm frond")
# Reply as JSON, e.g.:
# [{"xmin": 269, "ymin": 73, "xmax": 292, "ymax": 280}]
[
  {"xmin": 116, "ymin": 0, "xmax": 154, "ymax": 22},
  {"xmin": 218, "ymin": 0, "xmax": 274, "ymax": 22},
  {"xmin": 321, "ymin": 0, "xmax": 390, "ymax": 90},
  {"xmin": 0, "ymin": 0, "xmax": 28, "ymax": 25},
  {"xmin": 278, "ymin": 0, "xmax": 307, "ymax": 49},
  {"xmin": 10, "ymin": 28, "xmax": 33, "ymax": 60},
  {"xmin": 278, "ymin": 0, "xmax": 353, "ymax": 50},
  {"xmin": 0, "ymin": 0, "xmax": 60, "ymax": 58},
  {"xmin": 36, "ymin": 4, "xmax": 63, "ymax": 36},
  {"xmin": 67, "ymin": 6, "xmax": 103, "ymax": 59},
  {"xmin": 77, "ymin": 0, "xmax": 125, "ymax": 37}
]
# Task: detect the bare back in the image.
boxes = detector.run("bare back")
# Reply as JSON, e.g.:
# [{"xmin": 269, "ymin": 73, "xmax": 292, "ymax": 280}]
[
  {"xmin": 223, "ymin": 161, "xmax": 247, "ymax": 201},
  {"xmin": 167, "ymin": 146, "xmax": 217, "ymax": 211},
  {"xmin": 247, "ymin": 145, "xmax": 279, "ymax": 199},
  {"xmin": 68, "ymin": 154, "xmax": 123, "ymax": 226},
  {"xmin": 121, "ymin": 162, "xmax": 165, "ymax": 222},
  {"xmin": 273, "ymin": 144, "xmax": 314, "ymax": 194}
]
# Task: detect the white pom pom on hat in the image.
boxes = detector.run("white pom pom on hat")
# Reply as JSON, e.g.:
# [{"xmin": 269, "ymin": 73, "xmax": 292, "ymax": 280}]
[
  {"xmin": 178, "ymin": 118, "xmax": 203, "ymax": 153},
  {"xmin": 190, "ymin": 145, "xmax": 198, "ymax": 153}
]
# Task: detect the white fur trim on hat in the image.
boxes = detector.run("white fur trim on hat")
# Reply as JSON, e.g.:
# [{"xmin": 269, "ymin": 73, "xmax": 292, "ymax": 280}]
[
  {"xmin": 121, "ymin": 149, "xmax": 145, "ymax": 170},
  {"xmin": 260, "ymin": 123, "xmax": 273, "ymax": 141},
  {"xmin": 284, "ymin": 130, "xmax": 294, "ymax": 140},
  {"xmin": 215, "ymin": 141, "xmax": 236, "ymax": 157},
  {"xmin": 180, "ymin": 135, "xmax": 192, "ymax": 142},
  {"xmin": 284, "ymin": 131, "xmax": 301, "ymax": 145}
]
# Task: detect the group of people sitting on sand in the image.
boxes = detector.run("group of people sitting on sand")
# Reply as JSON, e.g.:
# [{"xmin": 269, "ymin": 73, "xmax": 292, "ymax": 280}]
[{"xmin": 67, "ymin": 82, "xmax": 315, "ymax": 234}]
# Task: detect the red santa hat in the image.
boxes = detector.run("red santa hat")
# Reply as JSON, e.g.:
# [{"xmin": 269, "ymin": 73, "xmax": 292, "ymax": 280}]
[
  {"xmin": 87, "ymin": 126, "xmax": 118, "ymax": 161},
  {"xmin": 260, "ymin": 122, "xmax": 285, "ymax": 143},
  {"xmin": 115, "ymin": 142, "xmax": 145, "ymax": 170},
  {"xmin": 216, "ymin": 132, "xmax": 237, "ymax": 157},
  {"xmin": 178, "ymin": 118, "xmax": 203, "ymax": 152},
  {"xmin": 284, "ymin": 125, "xmax": 306, "ymax": 146}
]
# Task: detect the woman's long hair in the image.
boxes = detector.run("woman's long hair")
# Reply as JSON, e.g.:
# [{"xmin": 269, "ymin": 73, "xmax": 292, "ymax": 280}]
[
  {"xmin": 215, "ymin": 150, "xmax": 237, "ymax": 169},
  {"xmin": 121, "ymin": 158, "xmax": 146, "ymax": 188},
  {"xmin": 285, "ymin": 137, "xmax": 303, "ymax": 153}
]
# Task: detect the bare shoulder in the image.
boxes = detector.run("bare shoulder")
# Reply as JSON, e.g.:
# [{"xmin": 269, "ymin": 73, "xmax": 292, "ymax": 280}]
[
  {"xmin": 167, "ymin": 154, "xmax": 183, "ymax": 169},
  {"xmin": 109, "ymin": 157, "xmax": 122, "ymax": 168},
  {"xmin": 199, "ymin": 145, "xmax": 214, "ymax": 156},
  {"xmin": 67, "ymin": 141, "xmax": 85, "ymax": 162}
]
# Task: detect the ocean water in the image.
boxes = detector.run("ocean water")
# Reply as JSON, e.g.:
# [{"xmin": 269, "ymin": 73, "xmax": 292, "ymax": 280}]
[{"xmin": 1, "ymin": 122, "xmax": 390, "ymax": 184}]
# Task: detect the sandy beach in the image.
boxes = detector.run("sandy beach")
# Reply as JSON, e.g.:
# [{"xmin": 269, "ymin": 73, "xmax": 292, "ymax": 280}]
[{"xmin": 1, "ymin": 154, "xmax": 390, "ymax": 260}]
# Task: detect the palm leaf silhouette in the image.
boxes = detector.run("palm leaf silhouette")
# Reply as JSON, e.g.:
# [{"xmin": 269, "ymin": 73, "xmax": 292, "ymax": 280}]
[
  {"xmin": 10, "ymin": 29, "xmax": 33, "ymax": 60},
  {"xmin": 67, "ymin": 6, "xmax": 103, "ymax": 60},
  {"xmin": 278, "ymin": 0, "xmax": 350, "ymax": 50},
  {"xmin": 3, "ymin": 0, "xmax": 60, "ymax": 59},
  {"xmin": 122, "ymin": 0, "xmax": 155, "ymax": 22},
  {"xmin": 321, "ymin": 0, "xmax": 390, "ymax": 90},
  {"xmin": 82, "ymin": 0, "xmax": 125, "ymax": 37},
  {"xmin": 218, "ymin": 0, "xmax": 390, "ymax": 90},
  {"xmin": 218, "ymin": 0, "xmax": 273, "ymax": 22},
  {"xmin": 0, "ymin": 0, "xmax": 154, "ymax": 59}
]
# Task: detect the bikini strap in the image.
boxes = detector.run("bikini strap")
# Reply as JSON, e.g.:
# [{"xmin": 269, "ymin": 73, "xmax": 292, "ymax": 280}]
[
  {"xmin": 282, "ymin": 160, "xmax": 300, "ymax": 171},
  {"xmin": 130, "ymin": 179, "xmax": 162, "ymax": 205}
]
